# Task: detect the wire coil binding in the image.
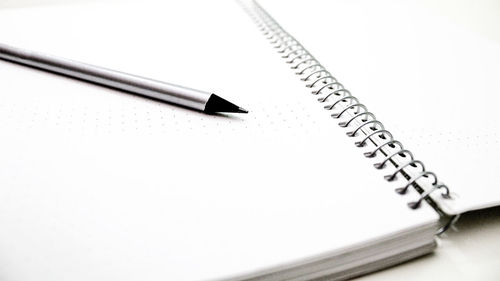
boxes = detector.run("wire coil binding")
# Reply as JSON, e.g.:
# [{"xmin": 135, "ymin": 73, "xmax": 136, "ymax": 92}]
[{"xmin": 240, "ymin": 0, "xmax": 453, "ymax": 211}]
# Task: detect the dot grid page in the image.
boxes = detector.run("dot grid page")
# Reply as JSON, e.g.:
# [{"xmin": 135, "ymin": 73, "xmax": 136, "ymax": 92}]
[
  {"xmin": 259, "ymin": 0, "xmax": 500, "ymax": 215},
  {"xmin": 0, "ymin": 1, "xmax": 438, "ymax": 280}
]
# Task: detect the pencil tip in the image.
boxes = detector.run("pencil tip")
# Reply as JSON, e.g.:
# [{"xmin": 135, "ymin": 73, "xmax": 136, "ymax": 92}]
[
  {"xmin": 237, "ymin": 107, "xmax": 249, "ymax": 114},
  {"xmin": 205, "ymin": 94, "xmax": 248, "ymax": 114}
]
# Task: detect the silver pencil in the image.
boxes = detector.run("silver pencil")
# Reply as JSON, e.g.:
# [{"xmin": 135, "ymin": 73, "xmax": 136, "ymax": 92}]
[{"xmin": 0, "ymin": 43, "xmax": 248, "ymax": 114}]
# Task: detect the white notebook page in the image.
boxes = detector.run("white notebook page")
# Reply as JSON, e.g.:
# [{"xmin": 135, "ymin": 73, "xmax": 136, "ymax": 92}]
[
  {"xmin": 0, "ymin": 1, "xmax": 438, "ymax": 280},
  {"xmin": 259, "ymin": 0, "xmax": 500, "ymax": 215}
]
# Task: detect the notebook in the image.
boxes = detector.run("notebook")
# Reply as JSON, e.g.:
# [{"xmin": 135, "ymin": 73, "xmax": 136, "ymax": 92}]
[
  {"xmin": 0, "ymin": 0, "xmax": 497, "ymax": 280},
  {"xmin": 254, "ymin": 0, "xmax": 500, "ymax": 217}
]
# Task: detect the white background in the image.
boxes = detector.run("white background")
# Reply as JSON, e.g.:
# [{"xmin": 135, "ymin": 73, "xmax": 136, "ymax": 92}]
[{"xmin": 1, "ymin": 0, "xmax": 499, "ymax": 280}]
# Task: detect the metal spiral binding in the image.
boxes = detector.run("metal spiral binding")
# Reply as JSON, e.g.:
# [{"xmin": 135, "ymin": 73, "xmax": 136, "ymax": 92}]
[{"xmin": 241, "ymin": 0, "xmax": 453, "ymax": 212}]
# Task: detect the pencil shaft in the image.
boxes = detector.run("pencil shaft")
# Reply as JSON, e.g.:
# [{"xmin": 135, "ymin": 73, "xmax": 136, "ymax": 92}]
[{"xmin": 0, "ymin": 43, "xmax": 211, "ymax": 111}]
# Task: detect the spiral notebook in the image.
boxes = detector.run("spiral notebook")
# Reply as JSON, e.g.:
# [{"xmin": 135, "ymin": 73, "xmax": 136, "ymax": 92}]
[{"xmin": 0, "ymin": 0, "xmax": 498, "ymax": 280}]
